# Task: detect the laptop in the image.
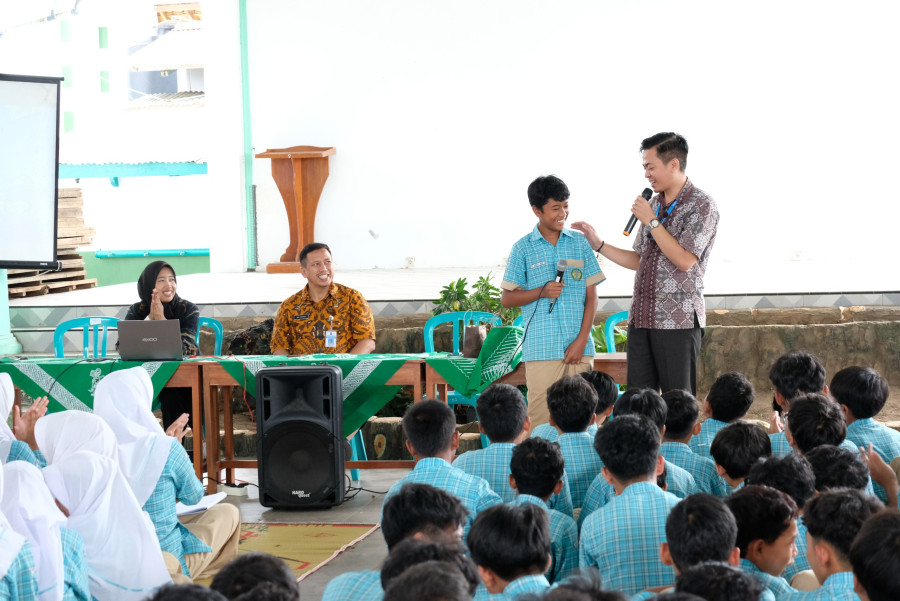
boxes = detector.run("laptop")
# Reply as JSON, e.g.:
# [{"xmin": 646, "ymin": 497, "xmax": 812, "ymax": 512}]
[{"xmin": 117, "ymin": 319, "xmax": 184, "ymax": 361}]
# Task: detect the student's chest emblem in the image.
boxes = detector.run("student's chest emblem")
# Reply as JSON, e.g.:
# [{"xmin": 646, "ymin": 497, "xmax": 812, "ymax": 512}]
[{"xmin": 571, "ymin": 268, "xmax": 583, "ymax": 281}]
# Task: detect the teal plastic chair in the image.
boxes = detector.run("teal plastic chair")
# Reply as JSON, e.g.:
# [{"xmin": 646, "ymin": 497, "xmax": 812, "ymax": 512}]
[
  {"xmin": 349, "ymin": 430, "xmax": 366, "ymax": 481},
  {"xmin": 424, "ymin": 311, "xmax": 502, "ymax": 449},
  {"xmin": 196, "ymin": 316, "xmax": 224, "ymax": 355},
  {"xmin": 603, "ymin": 310, "xmax": 629, "ymax": 353},
  {"xmin": 512, "ymin": 314, "xmax": 524, "ymax": 327},
  {"xmin": 53, "ymin": 317, "xmax": 119, "ymax": 358}
]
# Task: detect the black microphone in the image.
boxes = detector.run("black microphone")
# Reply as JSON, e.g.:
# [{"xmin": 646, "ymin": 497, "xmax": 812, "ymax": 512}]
[
  {"xmin": 623, "ymin": 188, "xmax": 654, "ymax": 236},
  {"xmin": 548, "ymin": 259, "xmax": 567, "ymax": 314}
]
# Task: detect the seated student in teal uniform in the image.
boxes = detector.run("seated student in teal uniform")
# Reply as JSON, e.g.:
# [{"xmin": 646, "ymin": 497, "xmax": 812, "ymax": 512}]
[
  {"xmin": 709, "ymin": 421, "xmax": 772, "ymax": 491},
  {"xmin": 579, "ymin": 414, "xmax": 681, "ymax": 596},
  {"xmin": 468, "ymin": 503, "xmax": 552, "ymax": 599},
  {"xmin": 689, "ymin": 372, "xmax": 755, "ymax": 458},
  {"xmin": 804, "ymin": 445, "xmax": 873, "ymax": 494},
  {"xmin": 210, "ymin": 552, "xmax": 299, "ymax": 601},
  {"xmin": 382, "ymin": 400, "xmax": 502, "ymax": 539},
  {"xmin": 531, "ymin": 371, "xmax": 617, "ymax": 443},
  {"xmin": 535, "ymin": 571, "xmax": 627, "ymax": 601},
  {"xmin": 379, "ymin": 540, "xmax": 479, "ymax": 598},
  {"xmin": 675, "ymin": 562, "xmax": 766, "ymax": 601},
  {"xmin": 325, "ymin": 482, "xmax": 467, "ymax": 601},
  {"xmin": 0, "ymin": 374, "xmax": 49, "ymax": 469},
  {"xmin": 382, "ymin": 560, "xmax": 474, "ymax": 601},
  {"xmin": 789, "ymin": 489, "xmax": 883, "ymax": 601},
  {"xmin": 660, "ymin": 389, "xmax": 729, "ymax": 497},
  {"xmin": 509, "ymin": 438, "xmax": 579, "ymax": 584},
  {"xmin": 831, "ymin": 366, "xmax": 900, "ymax": 506},
  {"xmin": 452, "ymin": 383, "xmax": 574, "ymax": 517},
  {"xmin": 726, "ymin": 485, "xmax": 800, "ymax": 600},
  {"xmin": 767, "ymin": 351, "xmax": 828, "ymax": 458},
  {"xmin": 746, "ymin": 455, "xmax": 817, "ymax": 587},
  {"xmin": 849, "ymin": 508, "xmax": 900, "ymax": 601},
  {"xmin": 579, "ymin": 389, "xmax": 696, "ymax": 529}
]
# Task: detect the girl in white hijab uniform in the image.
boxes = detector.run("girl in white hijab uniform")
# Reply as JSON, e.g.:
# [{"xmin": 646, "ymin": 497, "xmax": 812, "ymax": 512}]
[
  {"xmin": 42, "ymin": 451, "xmax": 171, "ymax": 601},
  {"xmin": 33, "ymin": 411, "xmax": 118, "ymax": 465},
  {"xmin": 0, "ymin": 460, "xmax": 40, "ymax": 598}
]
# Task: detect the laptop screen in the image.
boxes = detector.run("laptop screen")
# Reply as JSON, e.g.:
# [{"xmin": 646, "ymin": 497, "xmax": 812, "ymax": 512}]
[{"xmin": 117, "ymin": 319, "xmax": 184, "ymax": 361}]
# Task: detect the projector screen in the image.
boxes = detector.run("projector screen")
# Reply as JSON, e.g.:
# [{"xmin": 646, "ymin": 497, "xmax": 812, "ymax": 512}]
[{"xmin": 0, "ymin": 73, "xmax": 62, "ymax": 270}]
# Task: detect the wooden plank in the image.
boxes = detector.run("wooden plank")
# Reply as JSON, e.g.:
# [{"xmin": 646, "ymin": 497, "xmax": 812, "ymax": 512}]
[
  {"xmin": 57, "ymin": 218, "xmax": 87, "ymax": 228},
  {"xmin": 57, "ymin": 198, "xmax": 83, "ymax": 210},
  {"xmin": 7, "ymin": 270, "xmax": 87, "ymax": 285},
  {"xmin": 56, "ymin": 236, "xmax": 94, "ymax": 249},
  {"xmin": 57, "ymin": 207, "xmax": 83, "ymax": 218},
  {"xmin": 57, "ymin": 189, "xmax": 83, "ymax": 199},
  {"xmin": 57, "ymin": 226, "xmax": 95, "ymax": 238}
]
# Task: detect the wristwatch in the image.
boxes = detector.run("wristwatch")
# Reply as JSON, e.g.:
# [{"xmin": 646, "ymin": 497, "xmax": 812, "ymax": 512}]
[{"xmin": 648, "ymin": 218, "xmax": 661, "ymax": 231}]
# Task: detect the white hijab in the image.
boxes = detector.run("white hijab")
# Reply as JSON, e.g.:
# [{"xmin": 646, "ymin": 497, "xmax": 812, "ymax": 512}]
[
  {"xmin": 34, "ymin": 410, "xmax": 118, "ymax": 465},
  {"xmin": 1, "ymin": 461, "xmax": 65, "ymax": 601},
  {"xmin": 0, "ymin": 460, "xmax": 27, "ymax": 581},
  {"xmin": 42, "ymin": 451, "xmax": 171, "ymax": 601},
  {"xmin": 93, "ymin": 367, "xmax": 171, "ymax": 505},
  {"xmin": 0, "ymin": 373, "xmax": 17, "ymax": 462}
]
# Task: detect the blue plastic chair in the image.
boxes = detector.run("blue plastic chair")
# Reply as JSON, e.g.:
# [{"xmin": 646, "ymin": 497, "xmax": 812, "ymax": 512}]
[
  {"xmin": 349, "ymin": 430, "xmax": 366, "ymax": 481},
  {"xmin": 603, "ymin": 310, "xmax": 629, "ymax": 354},
  {"xmin": 424, "ymin": 311, "xmax": 502, "ymax": 449},
  {"xmin": 53, "ymin": 317, "xmax": 119, "ymax": 358},
  {"xmin": 196, "ymin": 316, "xmax": 224, "ymax": 355},
  {"xmin": 512, "ymin": 314, "xmax": 524, "ymax": 327}
]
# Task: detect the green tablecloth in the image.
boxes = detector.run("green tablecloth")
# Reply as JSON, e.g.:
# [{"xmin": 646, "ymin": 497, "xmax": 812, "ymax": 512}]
[{"xmin": 425, "ymin": 326, "xmax": 524, "ymax": 398}]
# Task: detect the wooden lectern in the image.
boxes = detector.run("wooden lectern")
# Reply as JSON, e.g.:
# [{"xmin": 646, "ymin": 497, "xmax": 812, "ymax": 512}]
[{"xmin": 255, "ymin": 145, "xmax": 336, "ymax": 273}]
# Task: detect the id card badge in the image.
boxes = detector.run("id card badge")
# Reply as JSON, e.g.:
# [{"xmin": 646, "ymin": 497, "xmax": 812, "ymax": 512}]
[{"xmin": 325, "ymin": 330, "xmax": 337, "ymax": 348}]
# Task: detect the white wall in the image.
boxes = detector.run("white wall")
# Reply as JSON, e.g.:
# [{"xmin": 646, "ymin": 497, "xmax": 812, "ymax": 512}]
[{"xmin": 245, "ymin": 0, "xmax": 900, "ymax": 290}]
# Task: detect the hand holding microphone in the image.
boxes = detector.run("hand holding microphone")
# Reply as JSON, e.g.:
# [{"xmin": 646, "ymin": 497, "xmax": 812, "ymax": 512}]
[
  {"xmin": 548, "ymin": 259, "xmax": 567, "ymax": 314},
  {"xmin": 623, "ymin": 188, "xmax": 654, "ymax": 236}
]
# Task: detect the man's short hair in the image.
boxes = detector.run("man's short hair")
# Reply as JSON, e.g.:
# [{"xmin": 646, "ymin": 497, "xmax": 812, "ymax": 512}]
[
  {"xmin": 709, "ymin": 421, "xmax": 772, "ymax": 480},
  {"xmin": 510, "ymin": 437, "xmax": 565, "ymax": 499},
  {"xmin": 467, "ymin": 503, "xmax": 550, "ymax": 581},
  {"xmin": 147, "ymin": 585, "xmax": 228, "ymax": 601},
  {"xmin": 849, "ymin": 508, "xmax": 900, "ymax": 601},
  {"xmin": 804, "ymin": 489, "xmax": 883, "ymax": 561},
  {"xmin": 547, "ymin": 375, "xmax": 598, "ymax": 433},
  {"xmin": 830, "ymin": 366, "xmax": 891, "ymax": 419},
  {"xmin": 768, "ymin": 351, "xmax": 826, "ymax": 402},
  {"xmin": 402, "ymin": 399, "xmax": 456, "ymax": 457},
  {"xmin": 381, "ymin": 483, "xmax": 468, "ymax": 550},
  {"xmin": 530, "ymin": 569, "xmax": 628, "ymax": 601},
  {"xmin": 476, "ymin": 383, "xmax": 528, "ymax": 442},
  {"xmin": 784, "ymin": 393, "xmax": 847, "ymax": 454},
  {"xmin": 210, "ymin": 552, "xmax": 298, "ymax": 600},
  {"xmin": 746, "ymin": 454, "xmax": 816, "ymax": 511},
  {"xmin": 613, "ymin": 388, "xmax": 667, "ymax": 430},
  {"xmin": 675, "ymin": 562, "xmax": 763, "ymax": 601},
  {"xmin": 725, "ymin": 485, "xmax": 799, "ymax": 556},
  {"xmin": 803, "ymin": 444, "xmax": 870, "ymax": 492},
  {"xmin": 641, "ymin": 132, "xmax": 689, "ymax": 172},
  {"xmin": 706, "ymin": 372, "xmax": 755, "ymax": 422},
  {"xmin": 298, "ymin": 242, "xmax": 331, "ymax": 266},
  {"xmin": 527, "ymin": 175, "xmax": 570, "ymax": 210},
  {"xmin": 662, "ymin": 390, "xmax": 700, "ymax": 440},
  {"xmin": 665, "ymin": 494, "xmax": 738, "ymax": 573},
  {"xmin": 382, "ymin": 560, "xmax": 473, "ymax": 601},
  {"xmin": 580, "ymin": 371, "xmax": 619, "ymax": 416},
  {"xmin": 380, "ymin": 540, "xmax": 479, "ymax": 595},
  {"xmin": 594, "ymin": 414, "xmax": 660, "ymax": 481}
]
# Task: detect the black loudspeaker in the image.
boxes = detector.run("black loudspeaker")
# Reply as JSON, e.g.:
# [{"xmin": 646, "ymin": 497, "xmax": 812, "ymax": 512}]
[{"xmin": 256, "ymin": 365, "xmax": 345, "ymax": 509}]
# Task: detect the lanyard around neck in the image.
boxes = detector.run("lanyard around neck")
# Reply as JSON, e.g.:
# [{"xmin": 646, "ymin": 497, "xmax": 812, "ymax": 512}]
[{"xmin": 655, "ymin": 200, "xmax": 679, "ymax": 224}]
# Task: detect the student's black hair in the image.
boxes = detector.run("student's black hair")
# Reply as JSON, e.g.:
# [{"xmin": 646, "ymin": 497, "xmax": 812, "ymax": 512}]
[
  {"xmin": 519, "ymin": 569, "xmax": 627, "ymax": 601},
  {"xmin": 661, "ymin": 390, "xmax": 699, "ymax": 440},
  {"xmin": 476, "ymin": 383, "xmax": 528, "ymax": 442},
  {"xmin": 382, "ymin": 560, "xmax": 473, "ymax": 601},
  {"xmin": 380, "ymin": 540, "xmax": 479, "ymax": 595},
  {"xmin": 209, "ymin": 552, "xmax": 298, "ymax": 600},
  {"xmin": 746, "ymin": 454, "xmax": 816, "ymax": 510},
  {"xmin": 613, "ymin": 388, "xmax": 667, "ymax": 430},
  {"xmin": 527, "ymin": 175, "xmax": 570, "ymax": 210},
  {"xmin": 580, "ymin": 371, "xmax": 619, "ymax": 416},
  {"xmin": 665, "ymin": 494, "xmax": 738, "ymax": 573},
  {"xmin": 510, "ymin": 437, "xmax": 565, "ymax": 499},
  {"xmin": 804, "ymin": 445, "xmax": 870, "ymax": 492},
  {"xmin": 641, "ymin": 132, "xmax": 689, "ymax": 172},
  {"xmin": 594, "ymin": 414, "xmax": 660, "ymax": 481},
  {"xmin": 709, "ymin": 421, "xmax": 771, "ymax": 480},
  {"xmin": 466, "ymin": 503, "xmax": 550, "ymax": 581},
  {"xmin": 675, "ymin": 562, "xmax": 763, "ymax": 601},
  {"xmin": 381, "ymin": 483, "xmax": 468, "ymax": 550},
  {"xmin": 785, "ymin": 393, "xmax": 847, "ymax": 454},
  {"xmin": 830, "ymin": 365, "xmax": 891, "ymax": 420},
  {"xmin": 147, "ymin": 585, "xmax": 228, "ymax": 601},
  {"xmin": 233, "ymin": 583, "xmax": 297, "ymax": 601},
  {"xmin": 768, "ymin": 351, "xmax": 826, "ymax": 402},
  {"xmin": 547, "ymin": 375, "xmax": 598, "ymax": 433},
  {"xmin": 803, "ymin": 489, "xmax": 883, "ymax": 561},
  {"xmin": 298, "ymin": 242, "xmax": 331, "ymax": 266},
  {"xmin": 648, "ymin": 594, "xmax": 706, "ymax": 601},
  {"xmin": 725, "ymin": 485, "xmax": 799, "ymax": 556},
  {"xmin": 849, "ymin": 508, "xmax": 900, "ymax": 601},
  {"xmin": 402, "ymin": 399, "xmax": 457, "ymax": 457},
  {"xmin": 705, "ymin": 372, "xmax": 755, "ymax": 423}
]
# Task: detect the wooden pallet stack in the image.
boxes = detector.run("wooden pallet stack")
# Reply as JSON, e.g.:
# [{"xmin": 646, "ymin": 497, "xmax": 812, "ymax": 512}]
[{"xmin": 7, "ymin": 188, "xmax": 98, "ymax": 298}]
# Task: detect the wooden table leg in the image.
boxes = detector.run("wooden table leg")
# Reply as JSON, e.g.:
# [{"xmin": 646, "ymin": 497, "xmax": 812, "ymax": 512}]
[{"xmin": 204, "ymin": 378, "xmax": 220, "ymax": 494}]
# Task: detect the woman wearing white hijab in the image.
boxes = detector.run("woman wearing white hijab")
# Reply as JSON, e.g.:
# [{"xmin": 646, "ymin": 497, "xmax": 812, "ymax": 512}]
[
  {"xmin": 33, "ymin": 411, "xmax": 118, "ymax": 465},
  {"xmin": 42, "ymin": 450, "xmax": 171, "ymax": 601},
  {"xmin": 93, "ymin": 367, "xmax": 240, "ymax": 582},
  {"xmin": 1, "ymin": 461, "xmax": 90, "ymax": 601},
  {"xmin": 0, "ymin": 459, "xmax": 40, "ymax": 599},
  {"xmin": 0, "ymin": 373, "xmax": 47, "ymax": 468}
]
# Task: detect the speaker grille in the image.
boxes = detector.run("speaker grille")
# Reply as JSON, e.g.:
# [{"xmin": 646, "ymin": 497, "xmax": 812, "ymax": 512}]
[{"xmin": 261, "ymin": 418, "xmax": 339, "ymax": 505}]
